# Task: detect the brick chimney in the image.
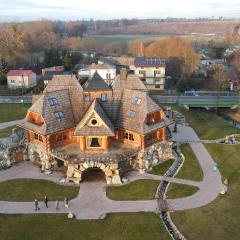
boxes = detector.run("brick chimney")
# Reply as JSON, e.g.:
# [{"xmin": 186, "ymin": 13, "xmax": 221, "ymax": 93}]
[{"xmin": 120, "ymin": 68, "xmax": 127, "ymax": 80}]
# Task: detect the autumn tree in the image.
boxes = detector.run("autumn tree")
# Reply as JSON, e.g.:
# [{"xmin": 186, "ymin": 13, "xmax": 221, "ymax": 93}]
[
  {"xmin": 229, "ymin": 50, "xmax": 240, "ymax": 69},
  {"xmin": 128, "ymin": 40, "xmax": 145, "ymax": 56},
  {"xmin": 0, "ymin": 24, "xmax": 27, "ymax": 67},
  {"xmin": 212, "ymin": 64, "xmax": 229, "ymax": 91},
  {"xmin": 144, "ymin": 37, "xmax": 200, "ymax": 77}
]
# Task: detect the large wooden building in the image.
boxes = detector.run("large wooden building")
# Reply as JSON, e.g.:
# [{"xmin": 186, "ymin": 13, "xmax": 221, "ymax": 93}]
[{"xmin": 19, "ymin": 69, "xmax": 172, "ymax": 184}]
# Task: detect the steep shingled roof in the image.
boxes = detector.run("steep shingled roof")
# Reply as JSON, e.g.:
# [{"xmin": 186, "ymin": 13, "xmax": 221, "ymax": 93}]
[
  {"xmin": 74, "ymin": 99, "xmax": 115, "ymax": 136},
  {"xmin": 83, "ymin": 71, "xmax": 112, "ymax": 91},
  {"xmin": 20, "ymin": 89, "xmax": 75, "ymax": 135}
]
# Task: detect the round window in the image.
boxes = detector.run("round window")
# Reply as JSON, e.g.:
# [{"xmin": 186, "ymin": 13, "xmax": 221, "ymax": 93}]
[{"xmin": 91, "ymin": 118, "xmax": 98, "ymax": 126}]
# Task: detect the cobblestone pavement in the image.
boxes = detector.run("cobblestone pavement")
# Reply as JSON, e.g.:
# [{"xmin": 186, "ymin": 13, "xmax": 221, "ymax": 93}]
[
  {"xmin": 0, "ymin": 120, "xmax": 23, "ymax": 130},
  {"xmin": 0, "ymin": 125, "xmax": 223, "ymax": 219}
]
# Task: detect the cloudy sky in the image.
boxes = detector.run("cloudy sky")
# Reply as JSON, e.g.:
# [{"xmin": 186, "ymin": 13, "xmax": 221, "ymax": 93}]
[{"xmin": 1, "ymin": 0, "xmax": 240, "ymax": 21}]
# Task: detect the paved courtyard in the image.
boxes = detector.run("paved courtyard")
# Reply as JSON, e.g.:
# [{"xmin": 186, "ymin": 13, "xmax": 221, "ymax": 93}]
[{"xmin": 0, "ymin": 122, "xmax": 223, "ymax": 219}]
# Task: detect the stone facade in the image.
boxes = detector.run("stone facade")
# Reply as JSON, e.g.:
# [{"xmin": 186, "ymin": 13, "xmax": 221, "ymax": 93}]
[
  {"xmin": 0, "ymin": 128, "xmax": 28, "ymax": 170},
  {"xmin": 135, "ymin": 141, "xmax": 174, "ymax": 173}
]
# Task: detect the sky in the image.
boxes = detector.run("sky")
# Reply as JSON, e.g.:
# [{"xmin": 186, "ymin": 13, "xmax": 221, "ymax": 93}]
[{"xmin": 0, "ymin": 0, "xmax": 240, "ymax": 22}]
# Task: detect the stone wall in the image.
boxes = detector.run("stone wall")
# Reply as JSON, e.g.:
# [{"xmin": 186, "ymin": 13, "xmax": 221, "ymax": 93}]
[
  {"xmin": 0, "ymin": 128, "xmax": 28, "ymax": 170},
  {"xmin": 135, "ymin": 141, "xmax": 174, "ymax": 173}
]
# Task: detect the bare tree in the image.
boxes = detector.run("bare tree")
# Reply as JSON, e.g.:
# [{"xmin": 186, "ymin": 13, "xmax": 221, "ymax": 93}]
[{"xmin": 0, "ymin": 24, "xmax": 27, "ymax": 67}]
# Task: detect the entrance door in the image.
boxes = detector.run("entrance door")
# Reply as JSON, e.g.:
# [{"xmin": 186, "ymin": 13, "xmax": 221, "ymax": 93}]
[
  {"xmin": 15, "ymin": 150, "xmax": 23, "ymax": 162},
  {"xmin": 81, "ymin": 167, "xmax": 106, "ymax": 182}
]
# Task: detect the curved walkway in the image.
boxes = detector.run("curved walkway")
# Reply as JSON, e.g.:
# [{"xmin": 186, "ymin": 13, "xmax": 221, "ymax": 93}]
[
  {"xmin": 0, "ymin": 124, "xmax": 223, "ymax": 219},
  {"xmin": 0, "ymin": 119, "xmax": 23, "ymax": 130}
]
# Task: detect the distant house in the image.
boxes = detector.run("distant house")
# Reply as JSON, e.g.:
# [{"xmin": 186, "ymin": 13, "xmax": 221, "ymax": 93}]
[
  {"xmin": 41, "ymin": 66, "xmax": 66, "ymax": 86},
  {"xmin": 78, "ymin": 62, "xmax": 116, "ymax": 86},
  {"xmin": 42, "ymin": 70, "xmax": 65, "ymax": 86},
  {"xmin": 41, "ymin": 66, "xmax": 64, "ymax": 76},
  {"xmin": 7, "ymin": 70, "xmax": 37, "ymax": 89},
  {"xmin": 134, "ymin": 57, "xmax": 166, "ymax": 91}
]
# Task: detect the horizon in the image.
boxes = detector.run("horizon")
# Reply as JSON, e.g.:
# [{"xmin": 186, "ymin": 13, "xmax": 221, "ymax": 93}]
[{"xmin": 1, "ymin": 0, "xmax": 240, "ymax": 22}]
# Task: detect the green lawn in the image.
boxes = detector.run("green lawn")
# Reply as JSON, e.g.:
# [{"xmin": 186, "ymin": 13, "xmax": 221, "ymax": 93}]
[
  {"xmin": 171, "ymin": 144, "xmax": 240, "ymax": 240},
  {"xmin": 0, "ymin": 125, "xmax": 18, "ymax": 138},
  {"xmin": 0, "ymin": 103, "xmax": 31, "ymax": 123},
  {"xmin": 0, "ymin": 213, "xmax": 170, "ymax": 240},
  {"xmin": 165, "ymin": 105, "xmax": 240, "ymax": 139},
  {"xmin": 168, "ymin": 105, "xmax": 240, "ymax": 239},
  {"xmin": 175, "ymin": 144, "xmax": 203, "ymax": 181},
  {"xmin": 148, "ymin": 159, "xmax": 175, "ymax": 176},
  {"xmin": 0, "ymin": 179, "xmax": 79, "ymax": 201},
  {"xmin": 167, "ymin": 183, "xmax": 199, "ymax": 199},
  {"xmin": 107, "ymin": 179, "xmax": 159, "ymax": 200}
]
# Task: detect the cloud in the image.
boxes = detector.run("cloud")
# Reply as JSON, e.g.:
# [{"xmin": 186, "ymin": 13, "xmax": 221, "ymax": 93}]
[{"xmin": 1, "ymin": 0, "xmax": 240, "ymax": 21}]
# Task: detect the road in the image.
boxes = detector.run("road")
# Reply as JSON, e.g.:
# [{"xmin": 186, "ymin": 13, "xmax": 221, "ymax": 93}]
[{"xmin": 151, "ymin": 95, "xmax": 240, "ymax": 107}]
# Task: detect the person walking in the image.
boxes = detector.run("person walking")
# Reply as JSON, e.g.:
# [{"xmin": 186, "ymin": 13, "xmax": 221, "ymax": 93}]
[
  {"xmin": 64, "ymin": 197, "xmax": 69, "ymax": 208},
  {"xmin": 55, "ymin": 200, "xmax": 59, "ymax": 210},
  {"xmin": 34, "ymin": 199, "xmax": 39, "ymax": 211},
  {"xmin": 44, "ymin": 196, "xmax": 49, "ymax": 208}
]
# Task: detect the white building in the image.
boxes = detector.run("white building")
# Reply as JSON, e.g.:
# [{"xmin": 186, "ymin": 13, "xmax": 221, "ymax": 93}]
[
  {"xmin": 134, "ymin": 57, "xmax": 166, "ymax": 91},
  {"xmin": 7, "ymin": 70, "xmax": 37, "ymax": 89},
  {"xmin": 78, "ymin": 62, "xmax": 116, "ymax": 86}
]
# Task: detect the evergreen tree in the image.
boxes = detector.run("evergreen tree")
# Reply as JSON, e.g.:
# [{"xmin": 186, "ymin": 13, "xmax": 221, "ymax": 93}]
[
  {"xmin": 0, "ymin": 58, "xmax": 8, "ymax": 85},
  {"xmin": 176, "ymin": 76, "xmax": 188, "ymax": 93}
]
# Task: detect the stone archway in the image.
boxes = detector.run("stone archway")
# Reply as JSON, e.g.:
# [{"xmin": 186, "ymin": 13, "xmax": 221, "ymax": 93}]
[
  {"xmin": 81, "ymin": 167, "xmax": 106, "ymax": 182},
  {"xmin": 66, "ymin": 160, "xmax": 122, "ymax": 185}
]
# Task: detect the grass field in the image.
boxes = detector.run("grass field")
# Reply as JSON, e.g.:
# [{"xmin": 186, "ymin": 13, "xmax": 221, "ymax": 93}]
[
  {"xmin": 0, "ymin": 179, "xmax": 79, "ymax": 201},
  {"xmin": 169, "ymin": 105, "xmax": 240, "ymax": 240},
  {"xmin": 0, "ymin": 125, "xmax": 18, "ymax": 138},
  {"xmin": 167, "ymin": 183, "xmax": 199, "ymax": 199},
  {"xmin": 106, "ymin": 179, "xmax": 159, "ymax": 201},
  {"xmin": 0, "ymin": 213, "xmax": 170, "ymax": 240},
  {"xmin": 176, "ymin": 144, "xmax": 203, "ymax": 181},
  {"xmin": 0, "ymin": 103, "xmax": 30, "ymax": 123},
  {"xmin": 148, "ymin": 159, "xmax": 175, "ymax": 176},
  {"xmin": 165, "ymin": 105, "xmax": 240, "ymax": 139}
]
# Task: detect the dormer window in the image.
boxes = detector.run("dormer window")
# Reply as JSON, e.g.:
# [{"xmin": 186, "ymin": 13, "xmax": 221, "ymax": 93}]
[
  {"xmin": 90, "ymin": 118, "xmax": 98, "ymax": 126},
  {"xmin": 132, "ymin": 97, "xmax": 142, "ymax": 105},
  {"xmin": 101, "ymin": 93, "xmax": 107, "ymax": 102},
  {"xmin": 84, "ymin": 94, "xmax": 91, "ymax": 101},
  {"xmin": 48, "ymin": 98, "xmax": 59, "ymax": 106},
  {"xmin": 128, "ymin": 110, "xmax": 136, "ymax": 118},
  {"xmin": 54, "ymin": 111, "xmax": 64, "ymax": 120}
]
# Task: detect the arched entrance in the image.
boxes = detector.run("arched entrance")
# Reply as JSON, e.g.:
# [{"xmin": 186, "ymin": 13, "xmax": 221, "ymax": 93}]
[{"xmin": 81, "ymin": 167, "xmax": 106, "ymax": 182}]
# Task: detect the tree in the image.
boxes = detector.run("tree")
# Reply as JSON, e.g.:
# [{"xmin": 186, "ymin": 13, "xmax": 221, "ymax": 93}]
[
  {"xmin": 229, "ymin": 50, "xmax": 240, "ymax": 69},
  {"xmin": 144, "ymin": 37, "xmax": 200, "ymax": 77},
  {"xmin": 176, "ymin": 76, "xmax": 188, "ymax": 93},
  {"xmin": 128, "ymin": 40, "xmax": 144, "ymax": 56},
  {"xmin": 0, "ymin": 24, "xmax": 27, "ymax": 67},
  {"xmin": 212, "ymin": 64, "xmax": 229, "ymax": 91},
  {"xmin": 63, "ymin": 54, "xmax": 72, "ymax": 70},
  {"xmin": 0, "ymin": 58, "xmax": 8, "ymax": 85}
]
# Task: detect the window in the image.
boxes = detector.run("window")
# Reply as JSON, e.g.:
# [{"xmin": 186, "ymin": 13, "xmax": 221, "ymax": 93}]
[
  {"xmin": 90, "ymin": 118, "xmax": 98, "ymax": 126},
  {"xmin": 124, "ymin": 132, "xmax": 134, "ymax": 141},
  {"xmin": 48, "ymin": 98, "xmax": 59, "ymax": 106},
  {"xmin": 154, "ymin": 70, "xmax": 161, "ymax": 76},
  {"xmin": 84, "ymin": 94, "xmax": 91, "ymax": 101},
  {"xmin": 101, "ymin": 93, "xmax": 107, "ymax": 102},
  {"xmin": 132, "ymin": 97, "xmax": 142, "ymax": 105},
  {"xmin": 87, "ymin": 138, "xmax": 102, "ymax": 148},
  {"xmin": 11, "ymin": 79, "xmax": 15, "ymax": 83},
  {"xmin": 34, "ymin": 133, "xmax": 43, "ymax": 142},
  {"xmin": 139, "ymin": 70, "xmax": 146, "ymax": 76},
  {"xmin": 56, "ymin": 134, "xmax": 67, "ymax": 142},
  {"xmin": 145, "ymin": 132, "xmax": 157, "ymax": 142},
  {"xmin": 127, "ymin": 110, "xmax": 136, "ymax": 118},
  {"xmin": 106, "ymin": 73, "xmax": 111, "ymax": 79},
  {"xmin": 54, "ymin": 111, "xmax": 64, "ymax": 120}
]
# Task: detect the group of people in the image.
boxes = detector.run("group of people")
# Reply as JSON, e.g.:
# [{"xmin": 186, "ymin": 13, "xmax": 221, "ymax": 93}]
[{"xmin": 34, "ymin": 196, "xmax": 69, "ymax": 211}]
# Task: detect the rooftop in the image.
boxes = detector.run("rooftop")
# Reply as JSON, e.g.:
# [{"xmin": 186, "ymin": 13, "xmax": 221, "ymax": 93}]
[
  {"xmin": 7, "ymin": 70, "xmax": 33, "ymax": 77},
  {"xmin": 134, "ymin": 56, "xmax": 166, "ymax": 68}
]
